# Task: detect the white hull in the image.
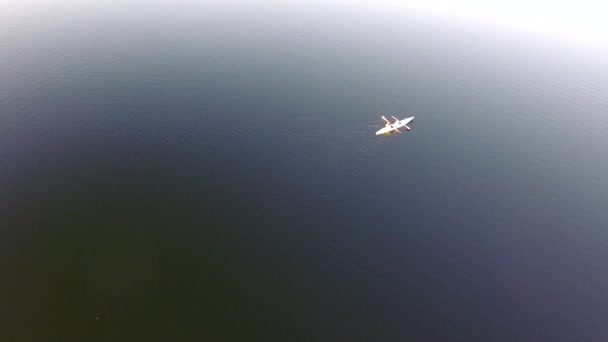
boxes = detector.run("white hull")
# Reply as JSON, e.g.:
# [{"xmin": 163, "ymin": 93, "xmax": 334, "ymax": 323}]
[{"xmin": 376, "ymin": 116, "xmax": 414, "ymax": 135}]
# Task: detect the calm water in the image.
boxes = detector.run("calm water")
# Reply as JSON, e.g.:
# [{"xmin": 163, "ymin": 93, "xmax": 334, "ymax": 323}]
[{"xmin": 2, "ymin": 1, "xmax": 608, "ymax": 340}]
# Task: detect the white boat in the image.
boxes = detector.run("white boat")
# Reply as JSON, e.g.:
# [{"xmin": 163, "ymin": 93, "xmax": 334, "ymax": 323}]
[{"xmin": 376, "ymin": 116, "xmax": 414, "ymax": 135}]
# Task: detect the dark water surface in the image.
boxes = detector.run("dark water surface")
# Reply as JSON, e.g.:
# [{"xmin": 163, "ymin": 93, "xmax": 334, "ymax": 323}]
[{"xmin": 2, "ymin": 1, "xmax": 608, "ymax": 340}]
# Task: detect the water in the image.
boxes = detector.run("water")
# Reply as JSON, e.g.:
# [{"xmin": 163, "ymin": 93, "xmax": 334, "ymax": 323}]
[{"xmin": 2, "ymin": 1, "xmax": 608, "ymax": 340}]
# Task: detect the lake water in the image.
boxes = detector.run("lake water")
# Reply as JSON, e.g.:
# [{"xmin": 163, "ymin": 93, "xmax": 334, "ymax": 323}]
[{"xmin": 2, "ymin": 1, "xmax": 608, "ymax": 340}]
